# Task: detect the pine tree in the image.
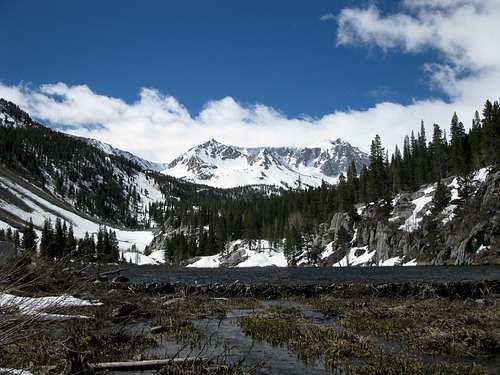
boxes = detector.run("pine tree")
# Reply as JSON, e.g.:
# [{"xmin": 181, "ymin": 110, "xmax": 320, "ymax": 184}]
[
  {"xmin": 40, "ymin": 219, "xmax": 54, "ymax": 258},
  {"xmin": 284, "ymin": 226, "xmax": 302, "ymax": 266},
  {"xmin": 391, "ymin": 146, "xmax": 403, "ymax": 193},
  {"xmin": 450, "ymin": 113, "xmax": 466, "ymax": 175},
  {"xmin": 109, "ymin": 230, "xmax": 119, "ymax": 261},
  {"xmin": 367, "ymin": 134, "xmax": 386, "ymax": 202},
  {"xmin": 96, "ymin": 226, "xmax": 105, "ymax": 259},
  {"xmin": 481, "ymin": 100, "xmax": 500, "ymax": 165},
  {"xmin": 54, "ymin": 218, "xmax": 65, "ymax": 258},
  {"xmin": 14, "ymin": 231, "xmax": 20, "ymax": 247},
  {"xmin": 6, "ymin": 228, "xmax": 12, "ymax": 243},
  {"xmin": 457, "ymin": 170, "xmax": 478, "ymax": 203},
  {"xmin": 416, "ymin": 121, "xmax": 429, "ymax": 184},
  {"xmin": 469, "ymin": 110, "xmax": 482, "ymax": 169},
  {"xmin": 431, "ymin": 180, "xmax": 451, "ymax": 216},
  {"xmin": 65, "ymin": 223, "xmax": 77, "ymax": 256},
  {"xmin": 22, "ymin": 219, "xmax": 38, "ymax": 251},
  {"xmin": 430, "ymin": 124, "xmax": 446, "ymax": 180}
]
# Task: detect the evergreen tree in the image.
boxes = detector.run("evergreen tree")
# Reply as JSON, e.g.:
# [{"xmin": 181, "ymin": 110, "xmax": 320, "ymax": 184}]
[
  {"xmin": 431, "ymin": 181, "xmax": 451, "ymax": 216},
  {"xmin": 14, "ymin": 231, "xmax": 20, "ymax": 247},
  {"xmin": 457, "ymin": 170, "xmax": 478, "ymax": 203},
  {"xmin": 449, "ymin": 113, "xmax": 466, "ymax": 175},
  {"xmin": 65, "ymin": 223, "xmax": 77, "ymax": 256},
  {"xmin": 40, "ymin": 219, "xmax": 54, "ymax": 259},
  {"xmin": 54, "ymin": 218, "xmax": 65, "ymax": 258},
  {"xmin": 22, "ymin": 219, "xmax": 38, "ymax": 251},
  {"xmin": 367, "ymin": 134, "xmax": 386, "ymax": 202},
  {"xmin": 430, "ymin": 124, "xmax": 446, "ymax": 180},
  {"xmin": 284, "ymin": 226, "xmax": 302, "ymax": 266}
]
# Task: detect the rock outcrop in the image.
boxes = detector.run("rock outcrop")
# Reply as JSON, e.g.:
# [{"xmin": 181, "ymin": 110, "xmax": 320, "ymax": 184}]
[{"xmin": 320, "ymin": 167, "xmax": 499, "ymax": 266}]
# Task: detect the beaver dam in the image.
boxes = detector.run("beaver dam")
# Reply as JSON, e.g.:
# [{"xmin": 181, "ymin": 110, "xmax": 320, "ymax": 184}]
[{"xmin": 1, "ymin": 264, "xmax": 500, "ymax": 374}]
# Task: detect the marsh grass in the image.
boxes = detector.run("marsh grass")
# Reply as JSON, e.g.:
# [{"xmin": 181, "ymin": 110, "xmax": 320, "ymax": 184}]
[
  {"xmin": 239, "ymin": 306, "xmax": 372, "ymax": 370},
  {"xmin": 356, "ymin": 353, "xmax": 488, "ymax": 375},
  {"xmin": 305, "ymin": 296, "xmax": 500, "ymax": 357}
]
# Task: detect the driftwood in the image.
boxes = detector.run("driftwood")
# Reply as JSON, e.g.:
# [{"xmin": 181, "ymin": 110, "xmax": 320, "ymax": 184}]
[{"xmin": 89, "ymin": 357, "xmax": 207, "ymax": 371}]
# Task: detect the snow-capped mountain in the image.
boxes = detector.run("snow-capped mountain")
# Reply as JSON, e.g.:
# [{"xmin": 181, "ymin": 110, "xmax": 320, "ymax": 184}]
[
  {"xmin": 80, "ymin": 138, "xmax": 167, "ymax": 172},
  {"xmin": 162, "ymin": 138, "xmax": 369, "ymax": 189}
]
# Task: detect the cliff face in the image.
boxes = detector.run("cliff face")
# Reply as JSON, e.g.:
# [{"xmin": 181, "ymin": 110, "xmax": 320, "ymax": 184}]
[
  {"xmin": 320, "ymin": 167, "xmax": 500, "ymax": 266},
  {"xmin": 442, "ymin": 169, "xmax": 500, "ymax": 264}
]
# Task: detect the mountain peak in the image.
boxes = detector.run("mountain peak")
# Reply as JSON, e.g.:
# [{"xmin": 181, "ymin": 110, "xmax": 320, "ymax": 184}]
[
  {"xmin": 0, "ymin": 98, "xmax": 36, "ymax": 128},
  {"xmin": 200, "ymin": 138, "xmax": 222, "ymax": 147},
  {"xmin": 163, "ymin": 139, "xmax": 369, "ymax": 189}
]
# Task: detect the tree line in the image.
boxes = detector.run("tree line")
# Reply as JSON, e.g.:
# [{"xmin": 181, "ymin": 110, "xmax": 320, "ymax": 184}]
[
  {"xmin": 39, "ymin": 218, "xmax": 119, "ymax": 262},
  {"xmin": 0, "ymin": 219, "xmax": 37, "ymax": 251}
]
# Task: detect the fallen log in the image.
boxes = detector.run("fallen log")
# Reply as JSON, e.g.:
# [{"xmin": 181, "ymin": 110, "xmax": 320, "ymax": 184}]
[{"xmin": 89, "ymin": 357, "xmax": 207, "ymax": 371}]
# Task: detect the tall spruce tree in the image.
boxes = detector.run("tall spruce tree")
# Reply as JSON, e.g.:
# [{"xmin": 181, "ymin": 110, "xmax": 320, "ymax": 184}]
[{"xmin": 22, "ymin": 219, "xmax": 37, "ymax": 251}]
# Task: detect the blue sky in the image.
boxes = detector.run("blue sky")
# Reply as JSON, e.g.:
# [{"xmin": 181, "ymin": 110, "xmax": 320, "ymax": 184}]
[
  {"xmin": 1, "ymin": 0, "xmax": 436, "ymax": 118},
  {"xmin": 1, "ymin": 0, "xmax": 498, "ymax": 162}
]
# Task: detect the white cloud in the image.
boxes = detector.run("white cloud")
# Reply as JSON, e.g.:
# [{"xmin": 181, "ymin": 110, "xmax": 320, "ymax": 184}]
[
  {"xmin": 0, "ymin": 81, "xmax": 474, "ymax": 163},
  {"xmin": 320, "ymin": 13, "xmax": 336, "ymax": 22},
  {"xmin": 0, "ymin": 0, "xmax": 498, "ymax": 163},
  {"xmin": 337, "ymin": 0, "xmax": 500, "ymax": 96}
]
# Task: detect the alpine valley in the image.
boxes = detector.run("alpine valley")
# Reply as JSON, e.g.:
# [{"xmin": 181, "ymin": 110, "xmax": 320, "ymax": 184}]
[{"xmin": 0, "ymin": 98, "xmax": 499, "ymax": 267}]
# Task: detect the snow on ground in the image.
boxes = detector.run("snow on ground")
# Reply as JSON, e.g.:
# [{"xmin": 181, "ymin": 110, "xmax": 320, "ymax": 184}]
[
  {"xmin": 400, "ymin": 184, "xmax": 435, "ymax": 232},
  {"xmin": 149, "ymin": 249, "xmax": 166, "ymax": 263},
  {"xmin": 449, "ymin": 167, "xmax": 490, "ymax": 202},
  {"xmin": 379, "ymin": 256, "xmax": 403, "ymax": 266},
  {"xmin": 187, "ymin": 240, "xmax": 287, "ymax": 268},
  {"xmin": 475, "ymin": 167, "xmax": 490, "ymax": 183},
  {"xmin": 476, "ymin": 244, "xmax": 490, "ymax": 255},
  {"xmin": 0, "ymin": 219, "xmax": 14, "ymax": 231},
  {"xmin": 442, "ymin": 204, "xmax": 457, "ymax": 225},
  {"xmin": 332, "ymin": 246, "xmax": 376, "ymax": 267},
  {"xmin": 187, "ymin": 254, "xmax": 221, "ymax": 268},
  {"xmin": 236, "ymin": 247, "xmax": 287, "ymax": 267},
  {"xmin": 320, "ymin": 242, "xmax": 335, "ymax": 260},
  {"xmin": 0, "ymin": 293, "xmax": 101, "ymax": 320},
  {"xmin": 323, "ymin": 241, "xmax": 417, "ymax": 267},
  {"xmin": 379, "ymin": 256, "xmax": 417, "ymax": 266},
  {"xmin": 0, "ymin": 369, "xmax": 34, "ymax": 375},
  {"xmin": 120, "ymin": 249, "xmax": 165, "ymax": 265},
  {"xmin": 443, "ymin": 167, "xmax": 490, "ymax": 224}
]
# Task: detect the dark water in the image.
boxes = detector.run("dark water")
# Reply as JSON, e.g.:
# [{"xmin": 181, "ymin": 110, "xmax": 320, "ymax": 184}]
[
  {"xmin": 122, "ymin": 301, "xmax": 338, "ymax": 375},
  {"xmin": 123, "ymin": 265, "xmax": 500, "ymax": 285}
]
